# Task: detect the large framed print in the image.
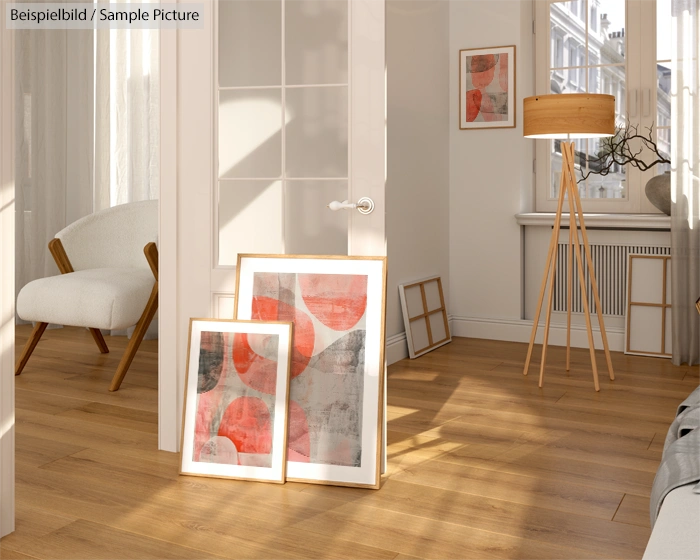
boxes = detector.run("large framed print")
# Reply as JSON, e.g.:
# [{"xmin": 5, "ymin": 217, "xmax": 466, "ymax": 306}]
[
  {"xmin": 459, "ymin": 45, "xmax": 516, "ymax": 130},
  {"xmin": 234, "ymin": 255, "xmax": 387, "ymax": 489},
  {"xmin": 180, "ymin": 319, "xmax": 293, "ymax": 483}
]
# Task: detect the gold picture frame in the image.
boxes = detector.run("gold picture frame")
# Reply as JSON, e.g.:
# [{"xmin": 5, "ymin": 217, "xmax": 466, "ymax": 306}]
[
  {"xmin": 459, "ymin": 45, "xmax": 516, "ymax": 130},
  {"xmin": 234, "ymin": 254, "xmax": 387, "ymax": 489},
  {"xmin": 180, "ymin": 318, "xmax": 293, "ymax": 483}
]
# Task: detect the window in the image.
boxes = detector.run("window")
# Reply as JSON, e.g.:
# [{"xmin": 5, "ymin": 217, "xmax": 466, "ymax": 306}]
[{"xmin": 534, "ymin": 0, "xmax": 672, "ymax": 213}]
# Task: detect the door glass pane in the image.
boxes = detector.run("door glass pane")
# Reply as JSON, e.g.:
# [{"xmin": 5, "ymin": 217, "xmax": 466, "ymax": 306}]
[
  {"xmin": 218, "ymin": 0, "xmax": 281, "ymax": 87},
  {"xmin": 216, "ymin": 1, "xmax": 351, "ymax": 265},
  {"xmin": 219, "ymin": 180, "xmax": 284, "ymax": 266},
  {"xmin": 597, "ymin": 2, "xmax": 626, "ymax": 62},
  {"xmin": 219, "ymin": 89, "xmax": 283, "ymax": 179},
  {"xmin": 548, "ymin": 0, "xmax": 627, "ymax": 200},
  {"xmin": 578, "ymin": 136, "xmax": 627, "ymax": 199},
  {"xmin": 657, "ymin": 0, "xmax": 672, "ymax": 61},
  {"xmin": 285, "ymin": 180, "xmax": 348, "ymax": 255},
  {"xmin": 285, "ymin": 0, "xmax": 348, "ymax": 86},
  {"xmin": 285, "ymin": 85, "xmax": 348, "ymax": 178}
]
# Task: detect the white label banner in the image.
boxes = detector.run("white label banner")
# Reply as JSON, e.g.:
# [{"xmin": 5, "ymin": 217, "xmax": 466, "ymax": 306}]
[{"xmin": 7, "ymin": 3, "xmax": 205, "ymax": 29}]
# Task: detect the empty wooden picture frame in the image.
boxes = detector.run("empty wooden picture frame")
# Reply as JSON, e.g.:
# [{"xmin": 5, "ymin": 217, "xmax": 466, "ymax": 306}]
[
  {"xmin": 180, "ymin": 319, "xmax": 293, "ymax": 483},
  {"xmin": 625, "ymin": 254, "xmax": 672, "ymax": 358},
  {"xmin": 399, "ymin": 276, "xmax": 451, "ymax": 359},
  {"xmin": 234, "ymin": 254, "xmax": 388, "ymax": 489}
]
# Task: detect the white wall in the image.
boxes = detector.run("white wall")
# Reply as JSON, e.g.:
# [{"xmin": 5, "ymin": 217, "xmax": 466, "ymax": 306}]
[
  {"xmin": 448, "ymin": 0, "xmax": 534, "ymax": 336},
  {"xmin": 386, "ymin": 0, "xmax": 450, "ymax": 363},
  {"xmin": 0, "ymin": 0, "xmax": 14, "ymax": 537}
]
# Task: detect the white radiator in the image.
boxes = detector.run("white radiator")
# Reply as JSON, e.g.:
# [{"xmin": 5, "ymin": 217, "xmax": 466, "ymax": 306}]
[{"xmin": 553, "ymin": 243, "xmax": 671, "ymax": 316}]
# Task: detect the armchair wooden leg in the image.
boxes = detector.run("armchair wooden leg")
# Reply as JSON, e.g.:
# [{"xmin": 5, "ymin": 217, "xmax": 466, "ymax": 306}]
[
  {"xmin": 89, "ymin": 328, "xmax": 110, "ymax": 354},
  {"xmin": 15, "ymin": 322, "xmax": 48, "ymax": 376},
  {"xmin": 109, "ymin": 284, "xmax": 159, "ymax": 392}
]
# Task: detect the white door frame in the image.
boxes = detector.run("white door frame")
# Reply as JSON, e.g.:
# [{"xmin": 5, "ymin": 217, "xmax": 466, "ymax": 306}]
[
  {"xmin": 0, "ymin": 0, "xmax": 16, "ymax": 538},
  {"xmin": 157, "ymin": 17, "xmax": 211, "ymax": 453},
  {"xmin": 158, "ymin": 28, "xmax": 179, "ymax": 452},
  {"xmin": 165, "ymin": 1, "xmax": 215, "ymax": 454}
]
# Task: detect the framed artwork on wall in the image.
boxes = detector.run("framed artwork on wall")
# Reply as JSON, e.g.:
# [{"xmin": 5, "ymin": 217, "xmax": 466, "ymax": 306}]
[
  {"xmin": 234, "ymin": 254, "xmax": 387, "ymax": 489},
  {"xmin": 399, "ymin": 276, "xmax": 451, "ymax": 359},
  {"xmin": 459, "ymin": 45, "xmax": 516, "ymax": 130},
  {"xmin": 180, "ymin": 319, "xmax": 293, "ymax": 483}
]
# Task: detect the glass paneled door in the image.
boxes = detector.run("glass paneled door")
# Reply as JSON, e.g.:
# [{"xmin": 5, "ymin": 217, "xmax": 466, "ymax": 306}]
[
  {"xmin": 165, "ymin": 0, "xmax": 384, "ymax": 451},
  {"xmin": 216, "ymin": 0, "xmax": 358, "ymax": 264}
]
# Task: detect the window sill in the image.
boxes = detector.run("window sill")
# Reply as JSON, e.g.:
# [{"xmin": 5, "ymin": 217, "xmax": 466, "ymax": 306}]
[{"xmin": 515, "ymin": 213, "xmax": 671, "ymax": 230}]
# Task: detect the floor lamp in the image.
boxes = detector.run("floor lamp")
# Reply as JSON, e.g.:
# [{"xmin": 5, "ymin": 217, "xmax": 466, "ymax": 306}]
[{"xmin": 522, "ymin": 93, "xmax": 616, "ymax": 391}]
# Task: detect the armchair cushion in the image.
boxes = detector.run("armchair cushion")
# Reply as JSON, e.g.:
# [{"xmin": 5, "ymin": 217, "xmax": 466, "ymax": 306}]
[{"xmin": 17, "ymin": 268, "xmax": 155, "ymax": 331}]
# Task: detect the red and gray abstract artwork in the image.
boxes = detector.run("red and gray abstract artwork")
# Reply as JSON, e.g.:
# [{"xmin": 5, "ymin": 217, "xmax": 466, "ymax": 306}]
[
  {"xmin": 464, "ymin": 53, "xmax": 509, "ymax": 122},
  {"xmin": 254, "ymin": 272, "xmax": 368, "ymax": 468},
  {"xmin": 193, "ymin": 330, "xmax": 280, "ymax": 468},
  {"xmin": 192, "ymin": 272, "xmax": 368, "ymax": 469}
]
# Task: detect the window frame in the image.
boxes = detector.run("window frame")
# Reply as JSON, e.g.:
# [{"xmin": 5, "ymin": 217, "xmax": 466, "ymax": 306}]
[{"xmin": 533, "ymin": 0, "xmax": 664, "ymax": 214}]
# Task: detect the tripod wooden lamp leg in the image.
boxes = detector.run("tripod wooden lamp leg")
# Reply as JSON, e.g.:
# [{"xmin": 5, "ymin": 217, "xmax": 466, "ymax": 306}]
[
  {"xmin": 568, "ymin": 160, "xmax": 615, "ymax": 381},
  {"xmin": 523, "ymin": 165, "xmax": 569, "ymax": 382},
  {"xmin": 563, "ymin": 143, "xmax": 600, "ymax": 391}
]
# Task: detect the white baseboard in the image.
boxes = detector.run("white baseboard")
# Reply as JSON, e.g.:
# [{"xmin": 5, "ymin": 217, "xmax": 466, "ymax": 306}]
[
  {"xmin": 386, "ymin": 332, "xmax": 408, "ymax": 365},
  {"xmin": 385, "ymin": 315, "xmax": 624, "ymax": 366},
  {"xmin": 449, "ymin": 315, "xmax": 625, "ymax": 352}
]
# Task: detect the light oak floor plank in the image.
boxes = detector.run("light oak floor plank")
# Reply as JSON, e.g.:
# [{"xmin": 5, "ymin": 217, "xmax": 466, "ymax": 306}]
[
  {"xmin": 0, "ymin": 549, "xmax": 42, "ymax": 560},
  {"xmin": 13, "ymin": 519, "xmax": 231, "ymax": 560},
  {"xmin": 614, "ymin": 494, "xmax": 653, "ymax": 528}
]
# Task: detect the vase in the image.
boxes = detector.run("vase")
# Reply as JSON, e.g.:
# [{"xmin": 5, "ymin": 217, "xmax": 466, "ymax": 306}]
[{"xmin": 645, "ymin": 171, "xmax": 671, "ymax": 216}]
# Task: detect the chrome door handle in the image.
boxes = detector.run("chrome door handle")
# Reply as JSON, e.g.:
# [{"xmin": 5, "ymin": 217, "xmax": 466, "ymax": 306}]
[{"xmin": 327, "ymin": 197, "xmax": 375, "ymax": 215}]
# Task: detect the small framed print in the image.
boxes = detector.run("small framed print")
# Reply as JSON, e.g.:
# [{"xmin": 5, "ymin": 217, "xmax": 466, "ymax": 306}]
[
  {"xmin": 180, "ymin": 319, "xmax": 293, "ymax": 483},
  {"xmin": 459, "ymin": 45, "xmax": 516, "ymax": 130}
]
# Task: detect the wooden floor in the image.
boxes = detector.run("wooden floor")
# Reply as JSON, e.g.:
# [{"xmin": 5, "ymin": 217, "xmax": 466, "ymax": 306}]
[{"xmin": 2, "ymin": 325, "xmax": 698, "ymax": 560}]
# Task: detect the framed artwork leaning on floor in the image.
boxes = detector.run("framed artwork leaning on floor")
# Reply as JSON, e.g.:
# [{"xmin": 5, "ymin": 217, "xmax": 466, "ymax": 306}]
[
  {"xmin": 180, "ymin": 319, "xmax": 293, "ymax": 483},
  {"xmin": 234, "ymin": 254, "xmax": 388, "ymax": 489}
]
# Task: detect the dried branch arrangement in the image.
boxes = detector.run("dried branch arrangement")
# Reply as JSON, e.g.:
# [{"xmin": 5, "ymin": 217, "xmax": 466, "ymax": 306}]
[{"xmin": 577, "ymin": 123, "xmax": 670, "ymax": 183}]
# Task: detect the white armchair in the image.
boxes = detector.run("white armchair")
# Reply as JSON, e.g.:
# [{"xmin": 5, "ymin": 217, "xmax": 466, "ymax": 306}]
[{"xmin": 15, "ymin": 200, "xmax": 159, "ymax": 391}]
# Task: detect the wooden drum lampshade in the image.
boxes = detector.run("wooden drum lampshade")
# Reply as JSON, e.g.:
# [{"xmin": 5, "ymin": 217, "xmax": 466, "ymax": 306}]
[
  {"xmin": 523, "ymin": 93, "xmax": 615, "ymax": 138},
  {"xmin": 522, "ymin": 93, "xmax": 616, "ymax": 391}
]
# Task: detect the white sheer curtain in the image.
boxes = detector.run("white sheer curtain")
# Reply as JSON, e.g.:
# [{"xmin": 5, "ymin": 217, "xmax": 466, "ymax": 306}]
[
  {"xmin": 15, "ymin": 22, "xmax": 159, "ymax": 340},
  {"xmin": 671, "ymin": 0, "xmax": 700, "ymax": 366},
  {"xmin": 95, "ymin": 26, "xmax": 160, "ymax": 210},
  {"xmin": 15, "ymin": 27, "xmax": 94, "ymax": 301}
]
